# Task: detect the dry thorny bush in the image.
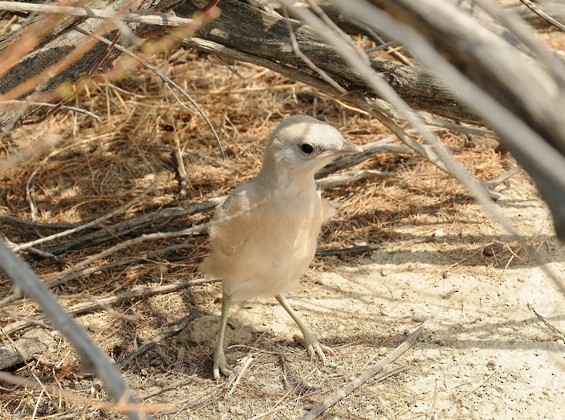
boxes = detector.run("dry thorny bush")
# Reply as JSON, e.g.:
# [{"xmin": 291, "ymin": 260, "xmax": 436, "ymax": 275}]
[
  {"xmin": 0, "ymin": 48, "xmax": 526, "ymax": 417},
  {"xmin": 1, "ymin": 5, "xmax": 561, "ymax": 417}
]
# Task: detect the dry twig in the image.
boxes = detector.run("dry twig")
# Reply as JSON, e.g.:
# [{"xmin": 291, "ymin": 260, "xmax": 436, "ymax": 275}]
[
  {"xmin": 0, "ymin": 1, "xmax": 195, "ymax": 27},
  {"xmin": 519, "ymin": 0, "xmax": 565, "ymax": 32},
  {"xmin": 118, "ymin": 311, "xmax": 200, "ymax": 367},
  {"xmin": 1, "ymin": 278, "xmax": 217, "ymax": 335},
  {"xmin": 301, "ymin": 322, "xmax": 427, "ymax": 420},
  {"xmin": 11, "ymin": 175, "xmax": 166, "ymax": 252},
  {"xmin": 528, "ymin": 303, "xmax": 565, "ymax": 341},
  {"xmin": 0, "ymin": 239, "xmax": 150, "ymax": 420}
]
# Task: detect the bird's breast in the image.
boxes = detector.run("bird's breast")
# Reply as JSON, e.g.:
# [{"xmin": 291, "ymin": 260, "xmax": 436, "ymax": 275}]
[{"xmin": 205, "ymin": 188, "xmax": 324, "ymax": 300}]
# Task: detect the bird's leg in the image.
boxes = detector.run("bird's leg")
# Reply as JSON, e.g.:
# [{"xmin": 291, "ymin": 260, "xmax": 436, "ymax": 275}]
[
  {"xmin": 213, "ymin": 292, "xmax": 233, "ymax": 380},
  {"xmin": 275, "ymin": 294, "xmax": 335, "ymax": 364}
]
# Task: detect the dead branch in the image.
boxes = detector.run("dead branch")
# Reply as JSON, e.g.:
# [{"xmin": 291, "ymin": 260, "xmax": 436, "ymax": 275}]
[
  {"xmin": 316, "ymin": 130, "xmax": 421, "ymax": 178},
  {"xmin": 0, "ymin": 99, "xmax": 100, "ymax": 119},
  {"xmin": 528, "ymin": 303, "xmax": 565, "ymax": 341},
  {"xmin": 301, "ymin": 322, "xmax": 427, "ymax": 420},
  {"xmin": 1, "ymin": 278, "xmax": 217, "ymax": 335},
  {"xmin": 177, "ymin": 0, "xmax": 481, "ymax": 125},
  {"xmin": 0, "ymin": 239, "xmax": 151, "ymax": 420},
  {"xmin": 519, "ymin": 0, "xmax": 565, "ymax": 32},
  {"xmin": 316, "ymin": 244, "xmax": 380, "ymax": 257},
  {"xmin": 4, "ymin": 196, "xmax": 222, "ymax": 257},
  {"xmin": 0, "ymin": 1, "xmax": 195, "ymax": 27},
  {"xmin": 118, "ymin": 311, "xmax": 199, "ymax": 367},
  {"xmin": 41, "ymin": 198, "xmax": 221, "ymax": 255},
  {"xmin": 316, "ymin": 169, "xmax": 389, "ymax": 189},
  {"xmin": 0, "ymin": 328, "xmax": 54, "ymax": 370},
  {"xmin": 11, "ymin": 175, "xmax": 166, "ymax": 252},
  {"xmin": 0, "ymin": 371, "xmax": 173, "ymax": 415}
]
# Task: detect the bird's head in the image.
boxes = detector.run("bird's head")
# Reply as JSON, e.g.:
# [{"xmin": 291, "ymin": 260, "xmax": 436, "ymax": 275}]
[{"xmin": 262, "ymin": 115, "xmax": 362, "ymax": 178}]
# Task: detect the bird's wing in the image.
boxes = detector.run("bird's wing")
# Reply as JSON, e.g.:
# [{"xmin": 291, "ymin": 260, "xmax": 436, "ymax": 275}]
[{"xmin": 208, "ymin": 182, "xmax": 260, "ymax": 256}]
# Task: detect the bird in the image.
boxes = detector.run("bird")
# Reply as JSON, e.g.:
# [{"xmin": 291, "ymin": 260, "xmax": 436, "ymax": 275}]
[{"xmin": 200, "ymin": 115, "xmax": 362, "ymax": 379}]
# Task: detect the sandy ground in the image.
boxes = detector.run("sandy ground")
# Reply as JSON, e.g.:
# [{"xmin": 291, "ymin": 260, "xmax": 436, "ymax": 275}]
[
  {"xmin": 157, "ymin": 174, "xmax": 563, "ymax": 419},
  {"xmin": 2, "ymin": 118, "xmax": 564, "ymax": 420},
  {"xmin": 1, "ymin": 30, "xmax": 564, "ymax": 420}
]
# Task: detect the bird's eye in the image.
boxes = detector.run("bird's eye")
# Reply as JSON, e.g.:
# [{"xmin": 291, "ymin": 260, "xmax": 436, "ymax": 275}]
[{"xmin": 299, "ymin": 143, "xmax": 314, "ymax": 155}]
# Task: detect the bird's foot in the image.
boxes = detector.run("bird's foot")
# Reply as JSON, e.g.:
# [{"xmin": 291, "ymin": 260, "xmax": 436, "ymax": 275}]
[
  {"xmin": 293, "ymin": 332, "xmax": 335, "ymax": 365},
  {"xmin": 213, "ymin": 349, "xmax": 233, "ymax": 380}
]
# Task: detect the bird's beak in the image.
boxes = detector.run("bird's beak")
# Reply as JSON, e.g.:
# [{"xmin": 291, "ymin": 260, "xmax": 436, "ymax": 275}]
[
  {"xmin": 338, "ymin": 141, "xmax": 363, "ymax": 156},
  {"xmin": 319, "ymin": 141, "xmax": 363, "ymax": 160}
]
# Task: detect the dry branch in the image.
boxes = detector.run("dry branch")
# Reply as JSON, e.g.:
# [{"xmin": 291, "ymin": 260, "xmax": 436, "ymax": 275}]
[
  {"xmin": 0, "ymin": 328, "xmax": 54, "ymax": 370},
  {"xmin": 301, "ymin": 322, "xmax": 427, "ymax": 420},
  {"xmin": 519, "ymin": 0, "xmax": 565, "ymax": 32},
  {"xmin": 0, "ymin": 1, "xmax": 194, "ymax": 27},
  {"xmin": 4, "ymin": 197, "xmax": 222, "ymax": 258},
  {"xmin": 177, "ymin": 0, "xmax": 481, "ymax": 125},
  {"xmin": 0, "ymin": 239, "xmax": 150, "ymax": 420},
  {"xmin": 11, "ymin": 175, "xmax": 167, "ymax": 252},
  {"xmin": 316, "ymin": 169, "xmax": 389, "ymax": 189},
  {"xmin": 118, "ymin": 311, "xmax": 199, "ymax": 367},
  {"xmin": 353, "ymin": 0, "xmax": 565, "ymax": 237},
  {"xmin": 1, "ymin": 278, "xmax": 217, "ymax": 335}
]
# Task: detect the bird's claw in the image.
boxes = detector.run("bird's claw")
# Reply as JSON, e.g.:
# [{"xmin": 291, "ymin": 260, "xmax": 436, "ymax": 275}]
[
  {"xmin": 293, "ymin": 333, "xmax": 335, "ymax": 365},
  {"xmin": 213, "ymin": 350, "xmax": 233, "ymax": 380}
]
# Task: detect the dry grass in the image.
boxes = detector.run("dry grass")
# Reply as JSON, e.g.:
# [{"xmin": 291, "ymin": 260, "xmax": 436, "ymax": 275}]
[{"xmin": 0, "ymin": 43, "xmax": 528, "ymax": 419}]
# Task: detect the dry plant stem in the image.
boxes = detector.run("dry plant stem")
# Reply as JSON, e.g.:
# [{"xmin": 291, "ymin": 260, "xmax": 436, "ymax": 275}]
[
  {"xmin": 519, "ymin": 0, "xmax": 565, "ymax": 32},
  {"xmin": 315, "ymin": 244, "xmax": 380, "ymax": 257},
  {"xmin": 281, "ymin": 6, "xmax": 346, "ymax": 94},
  {"xmin": 40, "ymin": 197, "xmax": 222, "ymax": 255},
  {"xmin": 528, "ymin": 303, "xmax": 565, "ymax": 340},
  {"xmin": 306, "ymin": 2, "xmax": 414, "ymax": 65},
  {"xmin": 11, "ymin": 175, "xmax": 166, "ymax": 252},
  {"xmin": 118, "ymin": 311, "xmax": 199, "ymax": 367},
  {"xmin": 0, "ymin": 330, "xmax": 53, "ymax": 370},
  {"xmin": 0, "ymin": 100, "xmax": 100, "ymax": 120},
  {"xmin": 0, "ymin": 240, "xmax": 151, "ymax": 420},
  {"xmin": 1, "ymin": 278, "xmax": 217, "ymax": 335},
  {"xmin": 25, "ymin": 153, "xmax": 51, "ymax": 222},
  {"xmin": 301, "ymin": 322, "xmax": 427, "ymax": 420},
  {"xmin": 0, "ymin": 371, "xmax": 173, "ymax": 414},
  {"xmin": 172, "ymin": 147, "xmax": 189, "ymax": 199},
  {"xmin": 0, "ymin": 1, "xmax": 195, "ymax": 27},
  {"xmin": 484, "ymin": 166, "xmax": 521, "ymax": 189},
  {"xmin": 25, "ymin": 246, "xmax": 65, "ymax": 262},
  {"xmin": 317, "ymin": 129, "xmax": 430, "ymax": 178},
  {"xmin": 225, "ymin": 354, "xmax": 254, "ymax": 395},
  {"xmin": 86, "ymin": 30, "xmax": 225, "ymax": 159},
  {"xmin": 0, "ymin": 216, "xmax": 76, "ymax": 230}
]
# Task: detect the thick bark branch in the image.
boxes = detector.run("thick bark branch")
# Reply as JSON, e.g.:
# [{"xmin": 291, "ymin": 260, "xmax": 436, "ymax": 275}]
[{"xmin": 176, "ymin": 0, "xmax": 481, "ymax": 125}]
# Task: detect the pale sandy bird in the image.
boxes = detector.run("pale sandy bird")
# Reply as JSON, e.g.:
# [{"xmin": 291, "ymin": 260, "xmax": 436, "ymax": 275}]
[{"xmin": 200, "ymin": 115, "xmax": 362, "ymax": 379}]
